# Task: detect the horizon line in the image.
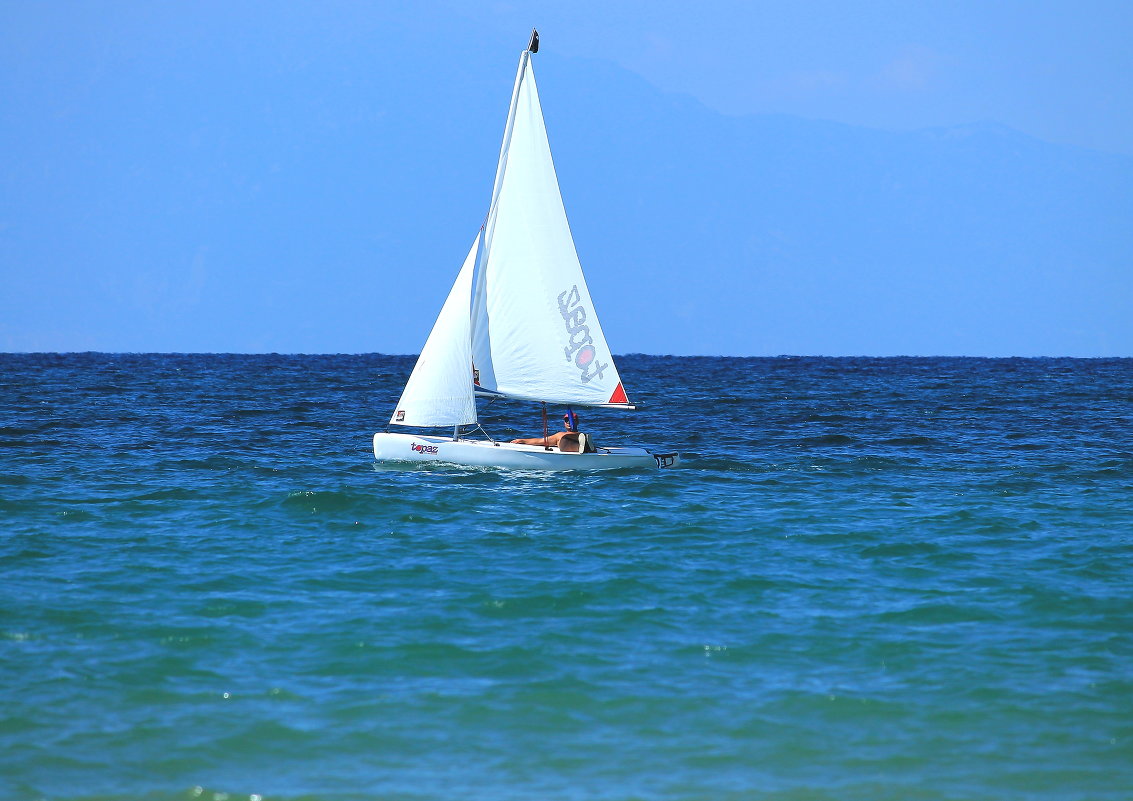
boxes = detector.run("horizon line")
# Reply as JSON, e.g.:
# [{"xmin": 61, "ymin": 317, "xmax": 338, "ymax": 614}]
[{"xmin": 2, "ymin": 351, "xmax": 1130, "ymax": 360}]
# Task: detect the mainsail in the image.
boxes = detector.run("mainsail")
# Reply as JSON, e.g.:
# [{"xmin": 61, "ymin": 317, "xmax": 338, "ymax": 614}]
[
  {"xmin": 470, "ymin": 50, "xmax": 629, "ymax": 408},
  {"xmin": 391, "ymin": 39, "xmax": 631, "ymax": 429}
]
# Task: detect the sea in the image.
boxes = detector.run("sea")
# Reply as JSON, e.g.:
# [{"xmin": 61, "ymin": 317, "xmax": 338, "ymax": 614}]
[{"xmin": 2, "ymin": 353, "xmax": 1131, "ymax": 801}]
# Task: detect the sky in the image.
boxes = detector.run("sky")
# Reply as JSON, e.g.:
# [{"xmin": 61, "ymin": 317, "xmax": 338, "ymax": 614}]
[{"xmin": 1, "ymin": 1, "xmax": 1130, "ymax": 356}]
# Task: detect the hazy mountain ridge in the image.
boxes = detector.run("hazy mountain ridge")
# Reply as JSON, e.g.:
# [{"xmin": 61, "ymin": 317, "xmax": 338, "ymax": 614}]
[
  {"xmin": 537, "ymin": 55, "xmax": 1132, "ymax": 356},
  {"xmin": 2, "ymin": 41, "xmax": 1129, "ymax": 355}
]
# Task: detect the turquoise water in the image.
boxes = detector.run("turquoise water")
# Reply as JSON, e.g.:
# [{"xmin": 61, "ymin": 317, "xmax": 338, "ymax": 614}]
[{"xmin": 2, "ymin": 354, "xmax": 1131, "ymax": 800}]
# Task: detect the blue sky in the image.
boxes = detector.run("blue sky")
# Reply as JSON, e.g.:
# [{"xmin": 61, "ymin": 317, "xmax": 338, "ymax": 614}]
[{"xmin": 1, "ymin": 1, "xmax": 1130, "ymax": 355}]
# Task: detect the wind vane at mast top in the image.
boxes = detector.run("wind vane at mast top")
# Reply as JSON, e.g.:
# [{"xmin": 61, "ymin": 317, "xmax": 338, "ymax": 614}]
[{"xmin": 527, "ymin": 28, "xmax": 539, "ymax": 53}]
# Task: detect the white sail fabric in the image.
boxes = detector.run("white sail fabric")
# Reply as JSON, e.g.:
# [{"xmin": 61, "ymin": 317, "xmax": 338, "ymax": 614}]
[
  {"xmin": 470, "ymin": 51, "xmax": 629, "ymax": 407},
  {"xmin": 390, "ymin": 237, "xmax": 480, "ymax": 427}
]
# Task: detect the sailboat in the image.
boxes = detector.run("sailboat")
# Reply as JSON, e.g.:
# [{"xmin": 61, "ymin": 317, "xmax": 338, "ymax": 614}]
[{"xmin": 373, "ymin": 30, "xmax": 679, "ymax": 470}]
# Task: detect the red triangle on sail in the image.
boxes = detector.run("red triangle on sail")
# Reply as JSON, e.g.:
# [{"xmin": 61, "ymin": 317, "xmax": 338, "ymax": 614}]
[{"xmin": 608, "ymin": 382, "xmax": 628, "ymax": 405}]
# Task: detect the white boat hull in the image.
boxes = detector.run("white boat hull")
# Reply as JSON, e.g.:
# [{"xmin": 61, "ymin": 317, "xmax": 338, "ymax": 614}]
[{"xmin": 373, "ymin": 432, "xmax": 679, "ymax": 470}]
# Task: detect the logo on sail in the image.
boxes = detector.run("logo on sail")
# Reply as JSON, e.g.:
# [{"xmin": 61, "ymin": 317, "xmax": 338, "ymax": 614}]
[{"xmin": 558, "ymin": 285, "xmax": 608, "ymax": 383}]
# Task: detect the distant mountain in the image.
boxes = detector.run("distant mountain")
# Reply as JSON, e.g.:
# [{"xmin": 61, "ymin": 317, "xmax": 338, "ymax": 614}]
[
  {"xmin": 3, "ymin": 41, "xmax": 1128, "ymax": 356},
  {"xmin": 535, "ymin": 56, "xmax": 1133, "ymax": 356}
]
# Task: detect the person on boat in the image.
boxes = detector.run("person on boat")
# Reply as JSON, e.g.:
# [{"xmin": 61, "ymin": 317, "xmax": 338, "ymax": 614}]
[{"xmin": 510, "ymin": 409, "xmax": 593, "ymax": 452}]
